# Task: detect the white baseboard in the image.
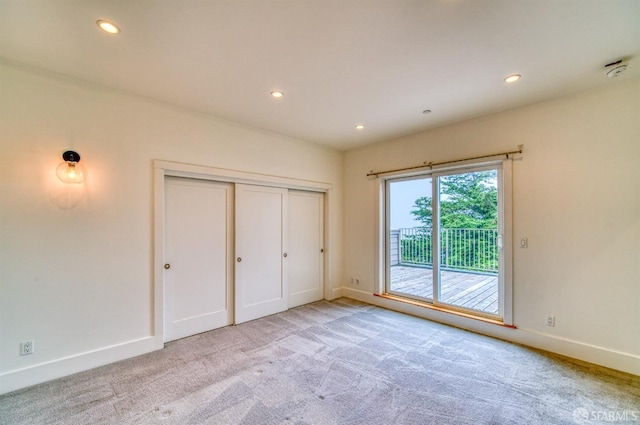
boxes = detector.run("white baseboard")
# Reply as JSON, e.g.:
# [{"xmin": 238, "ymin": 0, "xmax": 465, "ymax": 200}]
[
  {"xmin": 327, "ymin": 286, "xmax": 344, "ymax": 300},
  {"xmin": 0, "ymin": 336, "xmax": 162, "ymax": 395},
  {"xmin": 342, "ymin": 288, "xmax": 640, "ymax": 376}
]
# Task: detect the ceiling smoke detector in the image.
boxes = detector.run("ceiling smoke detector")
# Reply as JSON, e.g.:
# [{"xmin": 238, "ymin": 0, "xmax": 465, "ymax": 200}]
[{"xmin": 604, "ymin": 60, "xmax": 628, "ymax": 78}]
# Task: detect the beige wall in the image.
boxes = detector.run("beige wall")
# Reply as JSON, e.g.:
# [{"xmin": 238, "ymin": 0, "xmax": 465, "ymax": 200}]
[
  {"xmin": 0, "ymin": 62, "xmax": 343, "ymax": 393},
  {"xmin": 343, "ymin": 77, "xmax": 640, "ymax": 374}
]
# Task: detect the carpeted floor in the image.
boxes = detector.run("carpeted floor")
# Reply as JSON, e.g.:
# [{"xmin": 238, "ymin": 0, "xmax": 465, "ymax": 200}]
[{"xmin": 1, "ymin": 298, "xmax": 638, "ymax": 424}]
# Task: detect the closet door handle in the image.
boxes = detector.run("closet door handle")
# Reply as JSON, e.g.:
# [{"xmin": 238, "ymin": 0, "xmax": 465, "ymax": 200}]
[
  {"xmin": 283, "ymin": 253, "xmax": 288, "ymax": 258},
  {"xmin": 164, "ymin": 264, "xmax": 171, "ymax": 269},
  {"xmin": 237, "ymin": 257, "xmax": 242, "ymax": 262}
]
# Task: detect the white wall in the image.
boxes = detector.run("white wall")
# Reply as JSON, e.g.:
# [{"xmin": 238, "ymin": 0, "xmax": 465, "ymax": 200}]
[
  {"xmin": 343, "ymin": 78, "xmax": 640, "ymax": 375},
  {"xmin": 0, "ymin": 62, "xmax": 343, "ymax": 393}
]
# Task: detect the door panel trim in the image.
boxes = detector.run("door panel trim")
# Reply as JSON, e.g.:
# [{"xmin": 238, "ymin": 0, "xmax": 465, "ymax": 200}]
[
  {"xmin": 235, "ymin": 184, "xmax": 288, "ymax": 324},
  {"xmin": 163, "ymin": 177, "xmax": 234, "ymax": 342},
  {"xmin": 288, "ymin": 190, "xmax": 325, "ymax": 308}
]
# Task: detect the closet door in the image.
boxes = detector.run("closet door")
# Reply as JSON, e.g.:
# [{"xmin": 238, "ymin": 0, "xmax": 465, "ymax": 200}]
[
  {"xmin": 164, "ymin": 177, "xmax": 233, "ymax": 342},
  {"xmin": 235, "ymin": 184, "xmax": 288, "ymax": 324},
  {"xmin": 288, "ymin": 190, "xmax": 324, "ymax": 307}
]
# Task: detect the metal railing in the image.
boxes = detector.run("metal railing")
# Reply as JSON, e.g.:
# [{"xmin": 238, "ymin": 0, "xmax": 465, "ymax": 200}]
[{"xmin": 396, "ymin": 227, "xmax": 498, "ymax": 274}]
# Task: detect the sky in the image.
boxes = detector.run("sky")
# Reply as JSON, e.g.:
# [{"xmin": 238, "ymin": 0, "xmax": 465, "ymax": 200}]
[{"xmin": 389, "ymin": 178, "xmax": 430, "ymax": 230}]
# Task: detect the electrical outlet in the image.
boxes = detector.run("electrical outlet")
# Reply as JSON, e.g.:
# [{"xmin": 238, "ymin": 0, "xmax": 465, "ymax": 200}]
[
  {"xmin": 355, "ymin": 278, "xmax": 360, "ymax": 285},
  {"xmin": 20, "ymin": 340, "xmax": 34, "ymax": 356},
  {"xmin": 545, "ymin": 315, "xmax": 555, "ymax": 327},
  {"xmin": 520, "ymin": 238, "xmax": 528, "ymax": 248}
]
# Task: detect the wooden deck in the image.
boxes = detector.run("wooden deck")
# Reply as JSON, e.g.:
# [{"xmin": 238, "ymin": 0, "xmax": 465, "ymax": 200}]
[{"xmin": 389, "ymin": 265, "xmax": 498, "ymax": 315}]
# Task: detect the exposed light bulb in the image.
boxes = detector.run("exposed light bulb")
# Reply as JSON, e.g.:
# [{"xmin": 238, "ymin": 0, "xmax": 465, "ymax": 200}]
[
  {"xmin": 56, "ymin": 151, "xmax": 87, "ymax": 184},
  {"xmin": 67, "ymin": 165, "xmax": 77, "ymax": 180}
]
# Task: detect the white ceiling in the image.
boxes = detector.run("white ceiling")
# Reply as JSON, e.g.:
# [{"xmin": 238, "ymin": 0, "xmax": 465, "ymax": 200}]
[{"xmin": 1, "ymin": 0, "xmax": 638, "ymax": 151}]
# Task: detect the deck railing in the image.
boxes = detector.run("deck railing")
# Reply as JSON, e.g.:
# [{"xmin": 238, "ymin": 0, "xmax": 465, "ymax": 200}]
[{"xmin": 394, "ymin": 227, "xmax": 498, "ymax": 274}]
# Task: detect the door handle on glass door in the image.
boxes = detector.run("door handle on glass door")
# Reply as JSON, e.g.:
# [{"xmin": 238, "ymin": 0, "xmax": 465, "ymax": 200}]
[{"xmin": 497, "ymin": 235, "xmax": 503, "ymax": 249}]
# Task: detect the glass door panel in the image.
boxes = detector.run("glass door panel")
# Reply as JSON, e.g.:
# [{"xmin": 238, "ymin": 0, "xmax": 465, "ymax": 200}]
[
  {"xmin": 435, "ymin": 170, "xmax": 500, "ymax": 315},
  {"xmin": 387, "ymin": 177, "xmax": 433, "ymax": 300}
]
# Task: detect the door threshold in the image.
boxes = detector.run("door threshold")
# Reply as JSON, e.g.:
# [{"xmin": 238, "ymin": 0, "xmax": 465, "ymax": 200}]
[{"xmin": 375, "ymin": 293, "xmax": 516, "ymax": 328}]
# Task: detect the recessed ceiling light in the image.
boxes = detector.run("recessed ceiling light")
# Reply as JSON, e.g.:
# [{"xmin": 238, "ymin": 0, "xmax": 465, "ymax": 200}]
[
  {"xmin": 270, "ymin": 90, "xmax": 284, "ymax": 98},
  {"xmin": 97, "ymin": 20, "xmax": 120, "ymax": 34},
  {"xmin": 355, "ymin": 125, "xmax": 365, "ymax": 130},
  {"xmin": 504, "ymin": 74, "xmax": 521, "ymax": 83}
]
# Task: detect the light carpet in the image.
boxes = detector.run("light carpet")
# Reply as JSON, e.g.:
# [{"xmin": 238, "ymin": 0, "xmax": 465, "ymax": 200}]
[{"xmin": 1, "ymin": 298, "xmax": 638, "ymax": 424}]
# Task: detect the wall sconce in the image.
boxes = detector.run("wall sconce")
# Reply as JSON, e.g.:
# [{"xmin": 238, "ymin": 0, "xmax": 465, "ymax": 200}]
[{"xmin": 56, "ymin": 150, "xmax": 86, "ymax": 184}]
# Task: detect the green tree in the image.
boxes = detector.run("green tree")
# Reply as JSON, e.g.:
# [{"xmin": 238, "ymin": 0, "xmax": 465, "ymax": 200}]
[{"xmin": 411, "ymin": 171, "xmax": 497, "ymax": 229}]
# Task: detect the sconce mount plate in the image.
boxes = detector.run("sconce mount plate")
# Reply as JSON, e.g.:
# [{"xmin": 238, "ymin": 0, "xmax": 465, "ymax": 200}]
[{"xmin": 62, "ymin": 150, "xmax": 81, "ymax": 163}]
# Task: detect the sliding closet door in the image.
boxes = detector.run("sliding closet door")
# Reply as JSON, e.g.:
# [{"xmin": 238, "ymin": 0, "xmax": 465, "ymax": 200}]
[
  {"xmin": 288, "ymin": 190, "xmax": 324, "ymax": 307},
  {"xmin": 235, "ymin": 184, "xmax": 288, "ymax": 324},
  {"xmin": 164, "ymin": 177, "xmax": 233, "ymax": 342}
]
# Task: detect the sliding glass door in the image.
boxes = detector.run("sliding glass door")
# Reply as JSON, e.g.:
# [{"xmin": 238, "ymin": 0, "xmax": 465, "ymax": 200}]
[{"xmin": 386, "ymin": 164, "xmax": 505, "ymax": 319}]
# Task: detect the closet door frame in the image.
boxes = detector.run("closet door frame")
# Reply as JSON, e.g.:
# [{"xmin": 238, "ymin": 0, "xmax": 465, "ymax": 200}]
[{"xmin": 152, "ymin": 160, "xmax": 332, "ymax": 347}]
